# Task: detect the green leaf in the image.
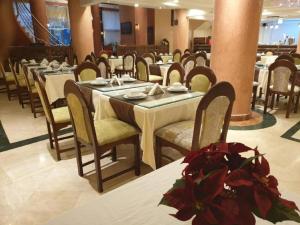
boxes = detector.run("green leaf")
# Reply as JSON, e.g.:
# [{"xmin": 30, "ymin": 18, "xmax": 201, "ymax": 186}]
[
  {"xmin": 254, "ymin": 200, "xmax": 300, "ymax": 223},
  {"xmin": 158, "ymin": 178, "xmax": 185, "ymax": 206},
  {"xmin": 239, "ymin": 154, "xmax": 264, "ymax": 169}
]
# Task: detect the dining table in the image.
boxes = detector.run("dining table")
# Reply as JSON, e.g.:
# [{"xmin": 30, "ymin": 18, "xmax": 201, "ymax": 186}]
[
  {"xmin": 79, "ymin": 80, "xmax": 203, "ymax": 169},
  {"xmin": 44, "ymin": 159, "xmax": 300, "ymax": 225}
]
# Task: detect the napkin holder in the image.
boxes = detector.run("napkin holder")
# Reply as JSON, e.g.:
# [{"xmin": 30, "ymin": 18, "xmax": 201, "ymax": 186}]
[
  {"xmin": 148, "ymin": 84, "xmax": 165, "ymax": 96},
  {"xmin": 110, "ymin": 76, "xmax": 122, "ymax": 86}
]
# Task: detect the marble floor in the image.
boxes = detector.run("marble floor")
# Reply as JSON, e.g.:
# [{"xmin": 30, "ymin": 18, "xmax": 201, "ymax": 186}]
[{"xmin": 0, "ymin": 92, "xmax": 300, "ymax": 225}]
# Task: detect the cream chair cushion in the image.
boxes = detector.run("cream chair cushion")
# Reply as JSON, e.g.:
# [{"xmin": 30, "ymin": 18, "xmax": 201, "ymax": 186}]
[
  {"xmin": 169, "ymin": 70, "xmax": 181, "ymax": 85},
  {"xmin": 94, "ymin": 118, "xmax": 138, "ymax": 146},
  {"xmin": 190, "ymin": 75, "xmax": 211, "ymax": 92},
  {"xmin": 19, "ymin": 78, "xmax": 34, "ymax": 87},
  {"xmin": 270, "ymin": 84, "xmax": 300, "ymax": 93},
  {"xmin": 156, "ymin": 120, "xmax": 194, "ymax": 150},
  {"xmin": 149, "ymin": 75, "xmax": 163, "ymax": 82},
  {"xmin": 52, "ymin": 106, "xmax": 70, "ymax": 124},
  {"xmin": 80, "ymin": 69, "xmax": 97, "ymax": 81}
]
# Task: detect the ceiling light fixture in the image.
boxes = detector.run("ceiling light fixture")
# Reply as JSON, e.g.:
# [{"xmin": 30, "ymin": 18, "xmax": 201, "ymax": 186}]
[
  {"xmin": 163, "ymin": 1, "xmax": 178, "ymax": 7},
  {"xmin": 134, "ymin": 3, "xmax": 139, "ymax": 7}
]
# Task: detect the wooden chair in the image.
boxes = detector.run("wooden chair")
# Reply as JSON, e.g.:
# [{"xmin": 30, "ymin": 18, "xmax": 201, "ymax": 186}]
[
  {"xmin": 96, "ymin": 57, "xmax": 112, "ymax": 79},
  {"xmin": 172, "ymin": 49, "xmax": 182, "ymax": 63},
  {"xmin": 276, "ymin": 54, "xmax": 295, "ymax": 64},
  {"xmin": 142, "ymin": 53, "xmax": 155, "ymax": 65},
  {"xmin": 72, "ymin": 54, "xmax": 79, "ymax": 66},
  {"xmin": 155, "ymin": 81, "xmax": 235, "ymax": 168},
  {"xmin": 0, "ymin": 63, "xmax": 16, "ymax": 100},
  {"xmin": 185, "ymin": 66, "xmax": 217, "ymax": 92},
  {"xmin": 263, "ymin": 59, "xmax": 300, "ymax": 118},
  {"xmin": 252, "ymin": 67, "xmax": 260, "ymax": 110},
  {"xmin": 289, "ymin": 49, "xmax": 296, "ymax": 55},
  {"xmin": 180, "ymin": 53, "xmax": 191, "ymax": 64},
  {"xmin": 184, "ymin": 49, "xmax": 191, "ymax": 54},
  {"xmin": 135, "ymin": 57, "xmax": 163, "ymax": 83},
  {"xmin": 115, "ymin": 53, "xmax": 135, "ymax": 77},
  {"xmin": 22, "ymin": 64, "xmax": 43, "ymax": 118},
  {"xmin": 195, "ymin": 52, "xmax": 207, "ymax": 67},
  {"xmin": 99, "ymin": 50, "xmax": 110, "ymax": 59},
  {"xmin": 34, "ymin": 74, "xmax": 73, "ymax": 160},
  {"xmin": 84, "ymin": 55, "xmax": 93, "ymax": 63},
  {"xmin": 64, "ymin": 80, "xmax": 140, "ymax": 192},
  {"xmin": 183, "ymin": 55, "xmax": 196, "ymax": 79},
  {"xmin": 91, "ymin": 52, "xmax": 98, "ymax": 63},
  {"xmin": 166, "ymin": 63, "xmax": 185, "ymax": 86},
  {"xmin": 74, "ymin": 61, "xmax": 101, "ymax": 82},
  {"xmin": 8, "ymin": 59, "xmax": 29, "ymax": 107},
  {"xmin": 291, "ymin": 53, "xmax": 300, "ymax": 65}
]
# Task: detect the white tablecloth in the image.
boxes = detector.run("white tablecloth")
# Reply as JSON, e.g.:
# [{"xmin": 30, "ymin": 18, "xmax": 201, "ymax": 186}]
[
  {"xmin": 160, "ymin": 55, "xmax": 173, "ymax": 64},
  {"xmin": 260, "ymin": 55, "xmax": 278, "ymax": 65},
  {"xmin": 94, "ymin": 90, "xmax": 202, "ymax": 169},
  {"xmin": 44, "ymin": 159, "xmax": 300, "ymax": 225},
  {"xmin": 45, "ymin": 73, "xmax": 75, "ymax": 104},
  {"xmin": 108, "ymin": 57, "xmax": 123, "ymax": 73}
]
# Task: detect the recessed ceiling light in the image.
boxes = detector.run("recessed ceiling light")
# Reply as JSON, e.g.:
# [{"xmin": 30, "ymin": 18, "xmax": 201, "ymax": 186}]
[
  {"xmin": 163, "ymin": 1, "xmax": 178, "ymax": 7},
  {"xmin": 262, "ymin": 10, "xmax": 272, "ymax": 16},
  {"xmin": 134, "ymin": 3, "xmax": 139, "ymax": 7},
  {"xmin": 187, "ymin": 9, "xmax": 206, "ymax": 17}
]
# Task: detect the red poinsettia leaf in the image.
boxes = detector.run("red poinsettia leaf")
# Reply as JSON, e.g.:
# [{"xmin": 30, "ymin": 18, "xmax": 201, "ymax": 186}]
[
  {"xmin": 259, "ymin": 155, "xmax": 270, "ymax": 176},
  {"xmin": 280, "ymin": 197, "xmax": 299, "ymax": 211},
  {"xmin": 267, "ymin": 175, "xmax": 278, "ymax": 188},
  {"xmin": 200, "ymin": 167, "xmax": 228, "ymax": 202},
  {"xmin": 172, "ymin": 206, "xmax": 195, "ymax": 221},
  {"xmin": 228, "ymin": 142, "xmax": 253, "ymax": 154},
  {"xmin": 216, "ymin": 142, "xmax": 229, "ymax": 154},
  {"xmin": 226, "ymin": 169, "xmax": 253, "ymax": 187},
  {"xmin": 162, "ymin": 188, "xmax": 191, "ymax": 209},
  {"xmin": 236, "ymin": 200, "xmax": 256, "ymax": 225},
  {"xmin": 192, "ymin": 213, "xmax": 211, "ymax": 225},
  {"xmin": 201, "ymin": 208, "xmax": 218, "ymax": 224},
  {"xmin": 254, "ymin": 187, "xmax": 272, "ymax": 218}
]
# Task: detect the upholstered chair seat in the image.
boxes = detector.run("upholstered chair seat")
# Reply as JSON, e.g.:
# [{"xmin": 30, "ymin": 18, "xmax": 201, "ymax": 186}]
[
  {"xmin": 19, "ymin": 78, "xmax": 34, "ymax": 87},
  {"xmin": 149, "ymin": 75, "xmax": 163, "ymax": 82},
  {"xmin": 270, "ymin": 84, "xmax": 300, "ymax": 93},
  {"xmin": 116, "ymin": 65, "xmax": 124, "ymax": 70},
  {"xmin": 52, "ymin": 106, "xmax": 71, "ymax": 124},
  {"xmin": 94, "ymin": 118, "xmax": 139, "ymax": 146},
  {"xmin": 156, "ymin": 120, "xmax": 194, "ymax": 150}
]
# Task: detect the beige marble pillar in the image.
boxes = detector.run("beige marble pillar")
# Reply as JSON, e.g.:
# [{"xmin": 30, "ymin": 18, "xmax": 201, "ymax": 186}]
[
  {"xmin": 297, "ymin": 32, "xmax": 300, "ymax": 53},
  {"xmin": 30, "ymin": 0, "xmax": 49, "ymax": 45},
  {"xmin": 210, "ymin": 0, "xmax": 263, "ymax": 120},
  {"xmin": 68, "ymin": 0, "xmax": 94, "ymax": 63}
]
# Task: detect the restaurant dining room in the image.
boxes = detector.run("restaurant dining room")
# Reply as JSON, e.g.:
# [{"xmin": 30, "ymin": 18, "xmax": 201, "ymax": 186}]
[{"xmin": 1, "ymin": 0, "xmax": 300, "ymax": 224}]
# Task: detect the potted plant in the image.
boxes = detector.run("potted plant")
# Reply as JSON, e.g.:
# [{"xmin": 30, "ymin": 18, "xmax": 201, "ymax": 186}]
[{"xmin": 160, "ymin": 142, "xmax": 300, "ymax": 225}]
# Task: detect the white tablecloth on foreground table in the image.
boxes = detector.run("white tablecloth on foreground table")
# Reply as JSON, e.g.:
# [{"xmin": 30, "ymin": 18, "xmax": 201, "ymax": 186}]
[
  {"xmin": 44, "ymin": 159, "xmax": 300, "ymax": 225},
  {"xmin": 44, "ymin": 73, "xmax": 75, "ymax": 104},
  {"xmin": 94, "ymin": 90, "xmax": 202, "ymax": 169},
  {"xmin": 260, "ymin": 55, "xmax": 278, "ymax": 65}
]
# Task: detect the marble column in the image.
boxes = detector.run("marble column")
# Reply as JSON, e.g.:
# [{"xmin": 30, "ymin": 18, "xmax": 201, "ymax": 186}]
[
  {"xmin": 297, "ymin": 33, "xmax": 300, "ymax": 53},
  {"xmin": 68, "ymin": 0, "xmax": 94, "ymax": 63},
  {"xmin": 210, "ymin": 0, "xmax": 263, "ymax": 120},
  {"xmin": 30, "ymin": 0, "xmax": 49, "ymax": 45}
]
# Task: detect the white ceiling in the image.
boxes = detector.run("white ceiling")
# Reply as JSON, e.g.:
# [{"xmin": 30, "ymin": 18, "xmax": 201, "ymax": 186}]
[{"xmin": 80, "ymin": 0, "xmax": 300, "ymax": 21}]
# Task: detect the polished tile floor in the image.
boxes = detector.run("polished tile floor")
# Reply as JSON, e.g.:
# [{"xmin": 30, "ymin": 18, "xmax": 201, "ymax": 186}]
[{"xmin": 0, "ymin": 92, "xmax": 300, "ymax": 225}]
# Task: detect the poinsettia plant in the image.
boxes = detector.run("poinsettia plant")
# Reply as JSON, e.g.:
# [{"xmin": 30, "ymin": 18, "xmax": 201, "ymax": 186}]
[{"xmin": 159, "ymin": 142, "xmax": 300, "ymax": 225}]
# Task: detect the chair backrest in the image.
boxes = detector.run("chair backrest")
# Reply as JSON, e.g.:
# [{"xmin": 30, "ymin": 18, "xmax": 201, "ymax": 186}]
[
  {"xmin": 291, "ymin": 53, "xmax": 300, "ymax": 65},
  {"xmin": 99, "ymin": 50, "xmax": 109, "ymax": 59},
  {"xmin": 276, "ymin": 54, "xmax": 295, "ymax": 64},
  {"xmin": 186, "ymin": 66, "xmax": 217, "ymax": 92},
  {"xmin": 74, "ymin": 61, "xmax": 101, "ymax": 82},
  {"xmin": 64, "ymin": 80, "xmax": 97, "ymax": 146},
  {"xmin": 268, "ymin": 59, "xmax": 297, "ymax": 93},
  {"xmin": 72, "ymin": 54, "xmax": 79, "ymax": 66},
  {"xmin": 183, "ymin": 55, "xmax": 196, "ymax": 78},
  {"xmin": 8, "ymin": 58, "xmax": 21, "ymax": 88},
  {"xmin": 143, "ymin": 53, "xmax": 155, "ymax": 64},
  {"xmin": 22, "ymin": 64, "xmax": 34, "ymax": 92},
  {"xmin": 289, "ymin": 49, "xmax": 296, "ymax": 55},
  {"xmin": 184, "ymin": 49, "xmax": 191, "ymax": 54},
  {"xmin": 180, "ymin": 53, "xmax": 191, "ymax": 64},
  {"xmin": 123, "ymin": 53, "xmax": 135, "ymax": 71},
  {"xmin": 97, "ymin": 57, "xmax": 111, "ymax": 79},
  {"xmin": 91, "ymin": 52, "xmax": 97, "ymax": 63},
  {"xmin": 191, "ymin": 81, "xmax": 235, "ymax": 150},
  {"xmin": 166, "ymin": 63, "xmax": 185, "ymax": 86},
  {"xmin": 173, "ymin": 49, "xmax": 182, "ymax": 63},
  {"xmin": 84, "ymin": 55, "xmax": 93, "ymax": 63},
  {"xmin": 135, "ymin": 56, "xmax": 149, "ymax": 82},
  {"xmin": 195, "ymin": 52, "xmax": 207, "ymax": 67},
  {"xmin": 35, "ymin": 74, "xmax": 55, "ymax": 124},
  {"xmin": 0, "ymin": 63, "xmax": 10, "ymax": 84}
]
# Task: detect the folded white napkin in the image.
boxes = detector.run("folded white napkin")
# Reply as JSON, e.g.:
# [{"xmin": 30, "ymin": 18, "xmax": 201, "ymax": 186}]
[
  {"xmin": 21, "ymin": 59, "xmax": 28, "ymax": 63},
  {"xmin": 49, "ymin": 60, "xmax": 59, "ymax": 67},
  {"xmin": 110, "ymin": 76, "xmax": 121, "ymax": 86},
  {"xmin": 41, "ymin": 58, "xmax": 49, "ymax": 66},
  {"xmin": 29, "ymin": 59, "xmax": 36, "ymax": 64},
  {"xmin": 148, "ymin": 83, "xmax": 165, "ymax": 96}
]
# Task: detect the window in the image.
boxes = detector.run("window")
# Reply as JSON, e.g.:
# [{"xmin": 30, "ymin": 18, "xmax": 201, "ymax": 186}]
[
  {"xmin": 102, "ymin": 10, "xmax": 121, "ymax": 45},
  {"xmin": 46, "ymin": 4, "xmax": 71, "ymax": 46}
]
